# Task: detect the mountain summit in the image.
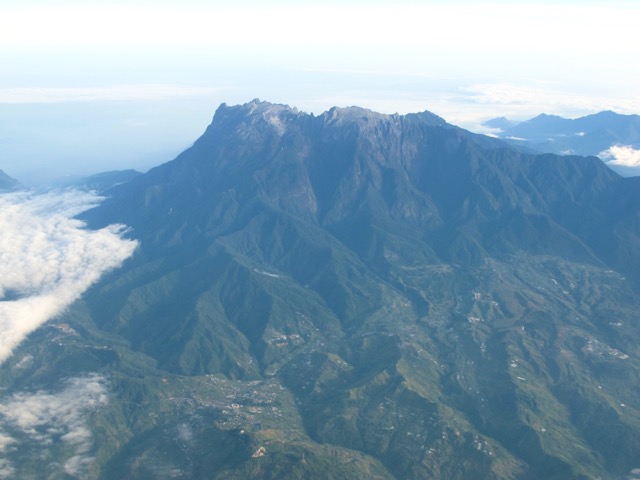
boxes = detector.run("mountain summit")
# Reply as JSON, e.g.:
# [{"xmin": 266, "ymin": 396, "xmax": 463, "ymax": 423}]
[
  {"xmin": 0, "ymin": 169, "xmax": 22, "ymax": 191},
  {"xmin": 5, "ymin": 100, "xmax": 640, "ymax": 479}
]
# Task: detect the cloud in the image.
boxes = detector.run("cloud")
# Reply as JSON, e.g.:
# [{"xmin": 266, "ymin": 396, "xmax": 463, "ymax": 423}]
[
  {"xmin": 463, "ymin": 83, "xmax": 640, "ymax": 116},
  {"xmin": 599, "ymin": 145, "xmax": 640, "ymax": 167},
  {"xmin": 0, "ymin": 84, "xmax": 221, "ymax": 104},
  {"xmin": 0, "ymin": 461, "xmax": 14, "ymax": 480},
  {"xmin": 448, "ymin": 83, "xmax": 640, "ymax": 132},
  {"xmin": 0, "ymin": 189, "xmax": 138, "ymax": 364},
  {"xmin": 307, "ymin": 82, "xmax": 640, "ymax": 135},
  {"xmin": 0, "ymin": 374, "xmax": 108, "ymax": 478},
  {"xmin": 177, "ymin": 423, "xmax": 194, "ymax": 443}
]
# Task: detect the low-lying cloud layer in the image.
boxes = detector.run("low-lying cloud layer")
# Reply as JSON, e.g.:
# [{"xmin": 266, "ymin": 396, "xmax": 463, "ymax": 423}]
[
  {"xmin": 600, "ymin": 145, "xmax": 640, "ymax": 168},
  {"xmin": 0, "ymin": 374, "xmax": 108, "ymax": 478},
  {"xmin": 0, "ymin": 189, "xmax": 138, "ymax": 363}
]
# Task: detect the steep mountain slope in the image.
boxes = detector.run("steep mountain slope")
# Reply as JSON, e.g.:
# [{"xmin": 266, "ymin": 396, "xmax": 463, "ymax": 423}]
[{"xmin": 2, "ymin": 100, "xmax": 640, "ymax": 479}]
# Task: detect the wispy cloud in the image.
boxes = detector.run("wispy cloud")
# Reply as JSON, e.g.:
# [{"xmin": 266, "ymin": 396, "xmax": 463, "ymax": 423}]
[
  {"xmin": 0, "ymin": 84, "xmax": 221, "ymax": 104},
  {"xmin": 463, "ymin": 83, "xmax": 640, "ymax": 117},
  {"xmin": 0, "ymin": 460, "xmax": 14, "ymax": 479},
  {"xmin": 0, "ymin": 374, "xmax": 108, "ymax": 478},
  {"xmin": 599, "ymin": 145, "xmax": 640, "ymax": 167},
  {"xmin": 0, "ymin": 432, "xmax": 16, "ymax": 478},
  {"xmin": 307, "ymin": 83, "xmax": 640, "ymax": 134},
  {"xmin": 440, "ymin": 82, "xmax": 640, "ymax": 132},
  {"xmin": 0, "ymin": 189, "xmax": 138, "ymax": 364}
]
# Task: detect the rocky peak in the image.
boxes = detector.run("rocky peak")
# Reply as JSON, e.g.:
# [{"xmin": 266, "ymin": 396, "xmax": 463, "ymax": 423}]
[
  {"xmin": 0, "ymin": 169, "xmax": 22, "ymax": 191},
  {"xmin": 209, "ymin": 101, "xmax": 449, "ymax": 138},
  {"xmin": 322, "ymin": 105, "xmax": 391, "ymax": 124},
  {"xmin": 320, "ymin": 105, "xmax": 446, "ymax": 128},
  {"xmin": 209, "ymin": 99, "xmax": 302, "ymax": 137}
]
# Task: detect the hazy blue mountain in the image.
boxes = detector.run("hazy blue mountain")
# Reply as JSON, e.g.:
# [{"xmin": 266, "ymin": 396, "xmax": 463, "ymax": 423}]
[
  {"xmin": 69, "ymin": 169, "xmax": 143, "ymax": 192},
  {"xmin": 0, "ymin": 168, "xmax": 22, "ymax": 191},
  {"xmin": 482, "ymin": 116, "xmax": 521, "ymax": 131},
  {"xmin": 484, "ymin": 111, "xmax": 640, "ymax": 176},
  {"xmin": 2, "ymin": 100, "xmax": 640, "ymax": 480}
]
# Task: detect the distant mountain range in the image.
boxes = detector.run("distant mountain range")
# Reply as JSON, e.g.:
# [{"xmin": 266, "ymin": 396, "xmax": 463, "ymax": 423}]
[
  {"xmin": 484, "ymin": 111, "xmax": 640, "ymax": 176},
  {"xmin": 0, "ymin": 169, "xmax": 21, "ymax": 191},
  {"xmin": 2, "ymin": 100, "xmax": 640, "ymax": 479},
  {"xmin": 50, "ymin": 169, "xmax": 143, "ymax": 192}
]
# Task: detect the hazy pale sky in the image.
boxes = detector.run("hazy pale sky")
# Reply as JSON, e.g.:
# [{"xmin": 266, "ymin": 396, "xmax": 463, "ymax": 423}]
[{"xmin": 1, "ymin": 0, "xmax": 639, "ymax": 184}]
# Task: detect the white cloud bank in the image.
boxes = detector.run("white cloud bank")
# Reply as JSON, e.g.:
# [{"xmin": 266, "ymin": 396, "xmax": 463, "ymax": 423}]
[
  {"xmin": 599, "ymin": 145, "xmax": 640, "ymax": 167},
  {"xmin": 0, "ymin": 189, "xmax": 138, "ymax": 364},
  {"xmin": 0, "ymin": 374, "xmax": 108, "ymax": 478}
]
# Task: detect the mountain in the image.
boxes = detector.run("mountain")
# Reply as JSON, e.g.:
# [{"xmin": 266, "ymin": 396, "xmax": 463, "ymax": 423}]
[
  {"xmin": 2, "ymin": 100, "xmax": 640, "ymax": 480},
  {"xmin": 484, "ymin": 111, "xmax": 640, "ymax": 176},
  {"xmin": 43, "ymin": 169, "xmax": 144, "ymax": 192},
  {"xmin": 0, "ymin": 168, "xmax": 22, "ymax": 191},
  {"xmin": 482, "ymin": 116, "xmax": 521, "ymax": 131},
  {"xmin": 70, "ymin": 169, "xmax": 143, "ymax": 192}
]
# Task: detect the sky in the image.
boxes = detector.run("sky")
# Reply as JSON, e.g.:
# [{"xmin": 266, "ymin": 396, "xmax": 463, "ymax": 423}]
[{"xmin": 1, "ymin": 0, "xmax": 640, "ymax": 183}]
